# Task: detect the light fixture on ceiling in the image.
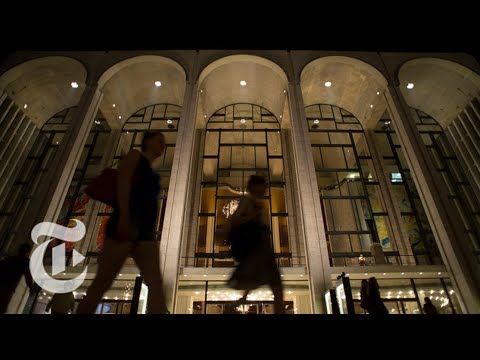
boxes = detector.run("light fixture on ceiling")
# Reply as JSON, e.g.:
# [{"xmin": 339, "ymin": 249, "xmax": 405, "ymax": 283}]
[
  {"xmin": 112, "ymin": 104, "xmax": 116, "ymax": 107},
  {"xmin": 370, "ymin": 104, "xmax": 373, "ymax": 108},
  {"xmin": 240, "ymin": 80, "xmax": 247, "ymax": 86},
  {"xmin": 240, "ymin": 118, "xmax": 246, "ymax": 124},
  {"xmin": 313, "ymin": 119, "xmax": 319, "ymax": 124},
  {"xmin": 406, "ymin": 83, "xmax": 414, "ymax": 89},
  {"xmin": 71, "ymin": 82, "xmax": 79, "ymax": 88},
  {"xmin": 118, "ymin": 116, "xmax": 122, "ymax": 119},
  {"xmin": 324, "ymin": 81, "xmax": 332, "ymax": 87},
  {"xmin": 376, "ymin": 91, "xmax": 380, "ymax": 95},
  {"xmin": 166, "ymin": 119, "xmax": 173, "ymax": 124},
  {"xmin": 155, "ymin": 81, "xmax": 162, "ymax": 87},
  {"xmin": 23, "ymin": 104, "xmax": 27, "ymax": 109}
]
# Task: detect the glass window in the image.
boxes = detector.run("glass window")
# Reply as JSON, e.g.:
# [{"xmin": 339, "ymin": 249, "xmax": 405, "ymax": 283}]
[{"xmin": 196, "ymin": 104, "xmax": 289, "ymax": 267}]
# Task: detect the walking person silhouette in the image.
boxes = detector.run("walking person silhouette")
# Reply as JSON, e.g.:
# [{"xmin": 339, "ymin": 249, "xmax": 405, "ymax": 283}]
[
  {"xmin": 77, "ymin": 131, "xmax": 169, "ymax": 314},
  {"xmin": 227, "ymin": 175, "xmax": 285, "ymax": 314}
]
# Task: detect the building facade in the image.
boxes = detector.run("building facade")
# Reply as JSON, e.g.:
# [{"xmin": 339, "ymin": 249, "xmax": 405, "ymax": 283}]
[{"xmin": 1, "ymin": 50, "xmax": 479, "ymax": 314}]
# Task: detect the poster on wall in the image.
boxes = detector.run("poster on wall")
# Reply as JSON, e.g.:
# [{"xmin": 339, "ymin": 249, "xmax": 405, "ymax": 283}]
[{"xmin": 374, "ymin": 216, "xmax": 392, "ymax": 250}]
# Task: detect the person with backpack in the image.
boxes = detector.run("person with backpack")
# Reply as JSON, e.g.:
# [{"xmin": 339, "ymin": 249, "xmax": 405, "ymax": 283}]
[
  {"xmin": 77, "ymin": 131, "xmax": 169, "ymax": 314},
  {"xmin": 227, "ymin": 175, "xmax": 285, "ymax": 314}
]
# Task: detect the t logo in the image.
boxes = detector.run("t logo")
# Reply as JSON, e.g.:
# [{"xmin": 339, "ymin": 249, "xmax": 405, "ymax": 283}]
[{"xmin": 30, "ymin": 220, "xmax": 88, "ymax": 293}]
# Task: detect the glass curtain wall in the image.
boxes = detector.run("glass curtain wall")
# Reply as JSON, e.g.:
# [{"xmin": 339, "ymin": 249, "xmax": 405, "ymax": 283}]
[
  {"xmin": 306, "ymin": 104, "xmax": 397, "ymax": 266},
  {"xmin": 195, "ymin": 104, "xmax": 290, "ymax": 267}
]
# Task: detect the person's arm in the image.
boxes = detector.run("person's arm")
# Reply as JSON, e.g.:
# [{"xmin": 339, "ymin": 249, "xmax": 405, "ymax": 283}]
[
  {"xmin": 23, "ymin": 260, "xmax": 33, "ymax": 291},
  {"xmin": 116, "ymin": 150, "xmax": 141, "ymax": 242},
  {"xmin": 45, "ymin": 299, "xmax": 52, "ymax": 312},
  {"xmin": 69, "ymin": 294, "xmax": 75, "ymax": 312}
]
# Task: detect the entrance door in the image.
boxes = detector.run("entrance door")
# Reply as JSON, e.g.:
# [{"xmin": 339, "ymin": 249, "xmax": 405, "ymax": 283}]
[{"xmin": 194, "ymin": 301, "xmax": 294, "ymax": 314}]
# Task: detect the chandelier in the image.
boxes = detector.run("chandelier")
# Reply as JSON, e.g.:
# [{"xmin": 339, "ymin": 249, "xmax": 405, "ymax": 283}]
[{"xmin": 222, "ymin": 199, "xmax": 239, "ymax": 218}]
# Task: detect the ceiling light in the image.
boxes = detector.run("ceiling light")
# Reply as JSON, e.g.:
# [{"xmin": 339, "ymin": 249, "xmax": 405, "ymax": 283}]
[
  {"xmin": 155, "ymin": 81, "xmax": 162, "ymax": 87},
  {"xmin": 406, "ymin": 83, "xmax": 414, "ymax": 89},
  {"xmin": 279, "ymin": 115, "xmax": 282, "ymax": 119},
  {"xmin": 314, "ymin": 119, "xmax": 319, "ymax": 124},
  {"xmin": 118, "ymin": 116, "xmax": 122, "ymax": 119},
  {"xmin": 71, "ymin": 82, "xmax": 79, "ymax": 88},
  {"xmin": 167, "ymin": 119, "xmax": 173, "ymax": 124},
  {"xmin": 324, "ymin": 81, "xmax": 332, "ymax": 87},
  {"xmin": 370, "ymin": 104, "xmax": 373, "ymax": 108},
  {"xmin": 438, "ymin": 272, "xmax": 442, "ymax": 275},
  {"xmin": 419, "ymin": 272, "xmax": 423, "ymax": 275},
  {"xmin": 240, "ymin": 119, "xmax": 246, "ymax": 124},
  {"xmin": 240, "ymin": 80, "xmax": 247, "ymax": 86},
  {"xmin": 119, "ymin": 274, "xmax": 122, "ymax": 276},
  {"xmin": 283, "ymin": 90, "xmax": 287, "ymax": 93},
  {"xmin": 23, "ymin": 104, "xmax": 27, "ymax": 109},
  {"xmin": 401, "ymin": 272, "xmax": 405, "ymax": 275},
  {"xmin": 383, "ymin": 273, "xmax": 386, "ymax": 276},
  {"xmin": 200, "ymin": 89, "xmax": 203, "ymax": 93},
  {"xmin": 112, "ymin": 104, "xmax": 116, "ymax": 107},
  {"xmin": 364, "ymin": 273, "xmax": 368, "ymax": 276},
  {"xmin": 376, "ymin": 91, "xmax": 380, "ymax": 95}
]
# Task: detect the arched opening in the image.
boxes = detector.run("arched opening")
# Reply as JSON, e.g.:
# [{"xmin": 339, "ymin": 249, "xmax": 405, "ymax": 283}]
[
  {"xmin": 300, "ymin": 56, "xmax": 388, "ymax": 130},
  {"xmin": 306, "ymin": 104, "xmax": 399, "ymax": 266},
  {"xmin": 195, "ymin": 103, "xmax": 288, "ymax": 266}
]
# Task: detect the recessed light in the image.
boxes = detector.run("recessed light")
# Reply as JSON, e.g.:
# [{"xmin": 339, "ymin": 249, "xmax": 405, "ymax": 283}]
[
  {"xmin": 365, "ymin": 273, "xmax": 368, "ymax": 276},
  {"xmin": 314, "ymin": 119, "xmax": 319, "ymax": 124},
  {"xmin": 167, "ymin": 119, "xmax": 173, "ymax": 124},
  {"xmin": 377, "ymin": 91, "xmax": 380, "ymax": 95},
  {"xmin": 401, "ymin": 272, "xmax": 405, "ymax": 275},
  {"xmin": 155, "ymin": 81, "xmax": 162, "ymax": 87},
  {"xmin": 240, "ymin": 80, "xmax": 247, "ymax": 86},
  {"xmin": 324, "ymin": 81, "xmax": 332, "ymax": 87},
  {"xmin": 112, "ymin": 104, "xmax": 116, "ymax": 107},
  {"xmin": 23, "ymin": 104, "xmax": 27, "ymax": 109},
  {"xmin": 419, "ymin": 272, "xmax": 423, "ymax": 275},
  {"xmin": 200, "ymin": 89, "xmax": 203, "ymax": 93},
  {"xmin": 183, "ymin": 274, "xmax": 187, "ymax": 277},
  {"xmin": 438, "ymin": 272, "xmax": 442, "ymax": 275},
  {"xmin": 370, "ymin": 104, "xmax": 373, "ymax": 108},
  {"xmin": 204, "ymin": 115, "xmax": 207, "ymax": 118},
  {"xmin": 203, "ymin": 274, "xmax": 207, "ymax": 277},
  {"xmin": 406, "ymin": 83, "xmax": 414, "ymax": 89},
  {"xmin": 283, "ymin": 90, "xmax": 287, "ymax": 93},
  {"xmin": 119, "ymin": 274, "xmax": 122, "ymax": 276},
  {"xmin": 383, "ymin": 273, "xmax": 386, "ymax": 276},
  {"xmin": 118, "ymin": 116, "xmax": 122, "ymax": 119},
  {"xmin": 279, "ymin": 115, "xmax": 283, "ymax": 119},
  {"xmin": 240, "ymin": 119, "xmax": 246, "ymax": 124},
  {"xmin": 71, "ymin": 82, "xmax": 79, "ymax": 88}
]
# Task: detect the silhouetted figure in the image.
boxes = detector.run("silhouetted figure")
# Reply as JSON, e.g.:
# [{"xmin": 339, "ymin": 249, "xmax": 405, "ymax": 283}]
[
  {"xmin": 423, "ymin": 296, "xmax": 438, "ymax": 314},
  {"xmin": 227, "ymin": 175, "xmax": 285, "ymax": 314},
  {"xmin": 46, "ymin": 291, "xmax": 75, "ymax": 314},
  {"xmin": 360, "ymin": 279, "xmax": 369, "ymax": 313},
  {"xmin": 0, "ymin": 243, "xmax": 33, "ymax": 314},
  {"xmin": 77, "ymin": 131, "xmax": 168, "ymax": 314},
  {"xmin": 365, "ymin": 277, "xmax": 388, "ymax": 315}
]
